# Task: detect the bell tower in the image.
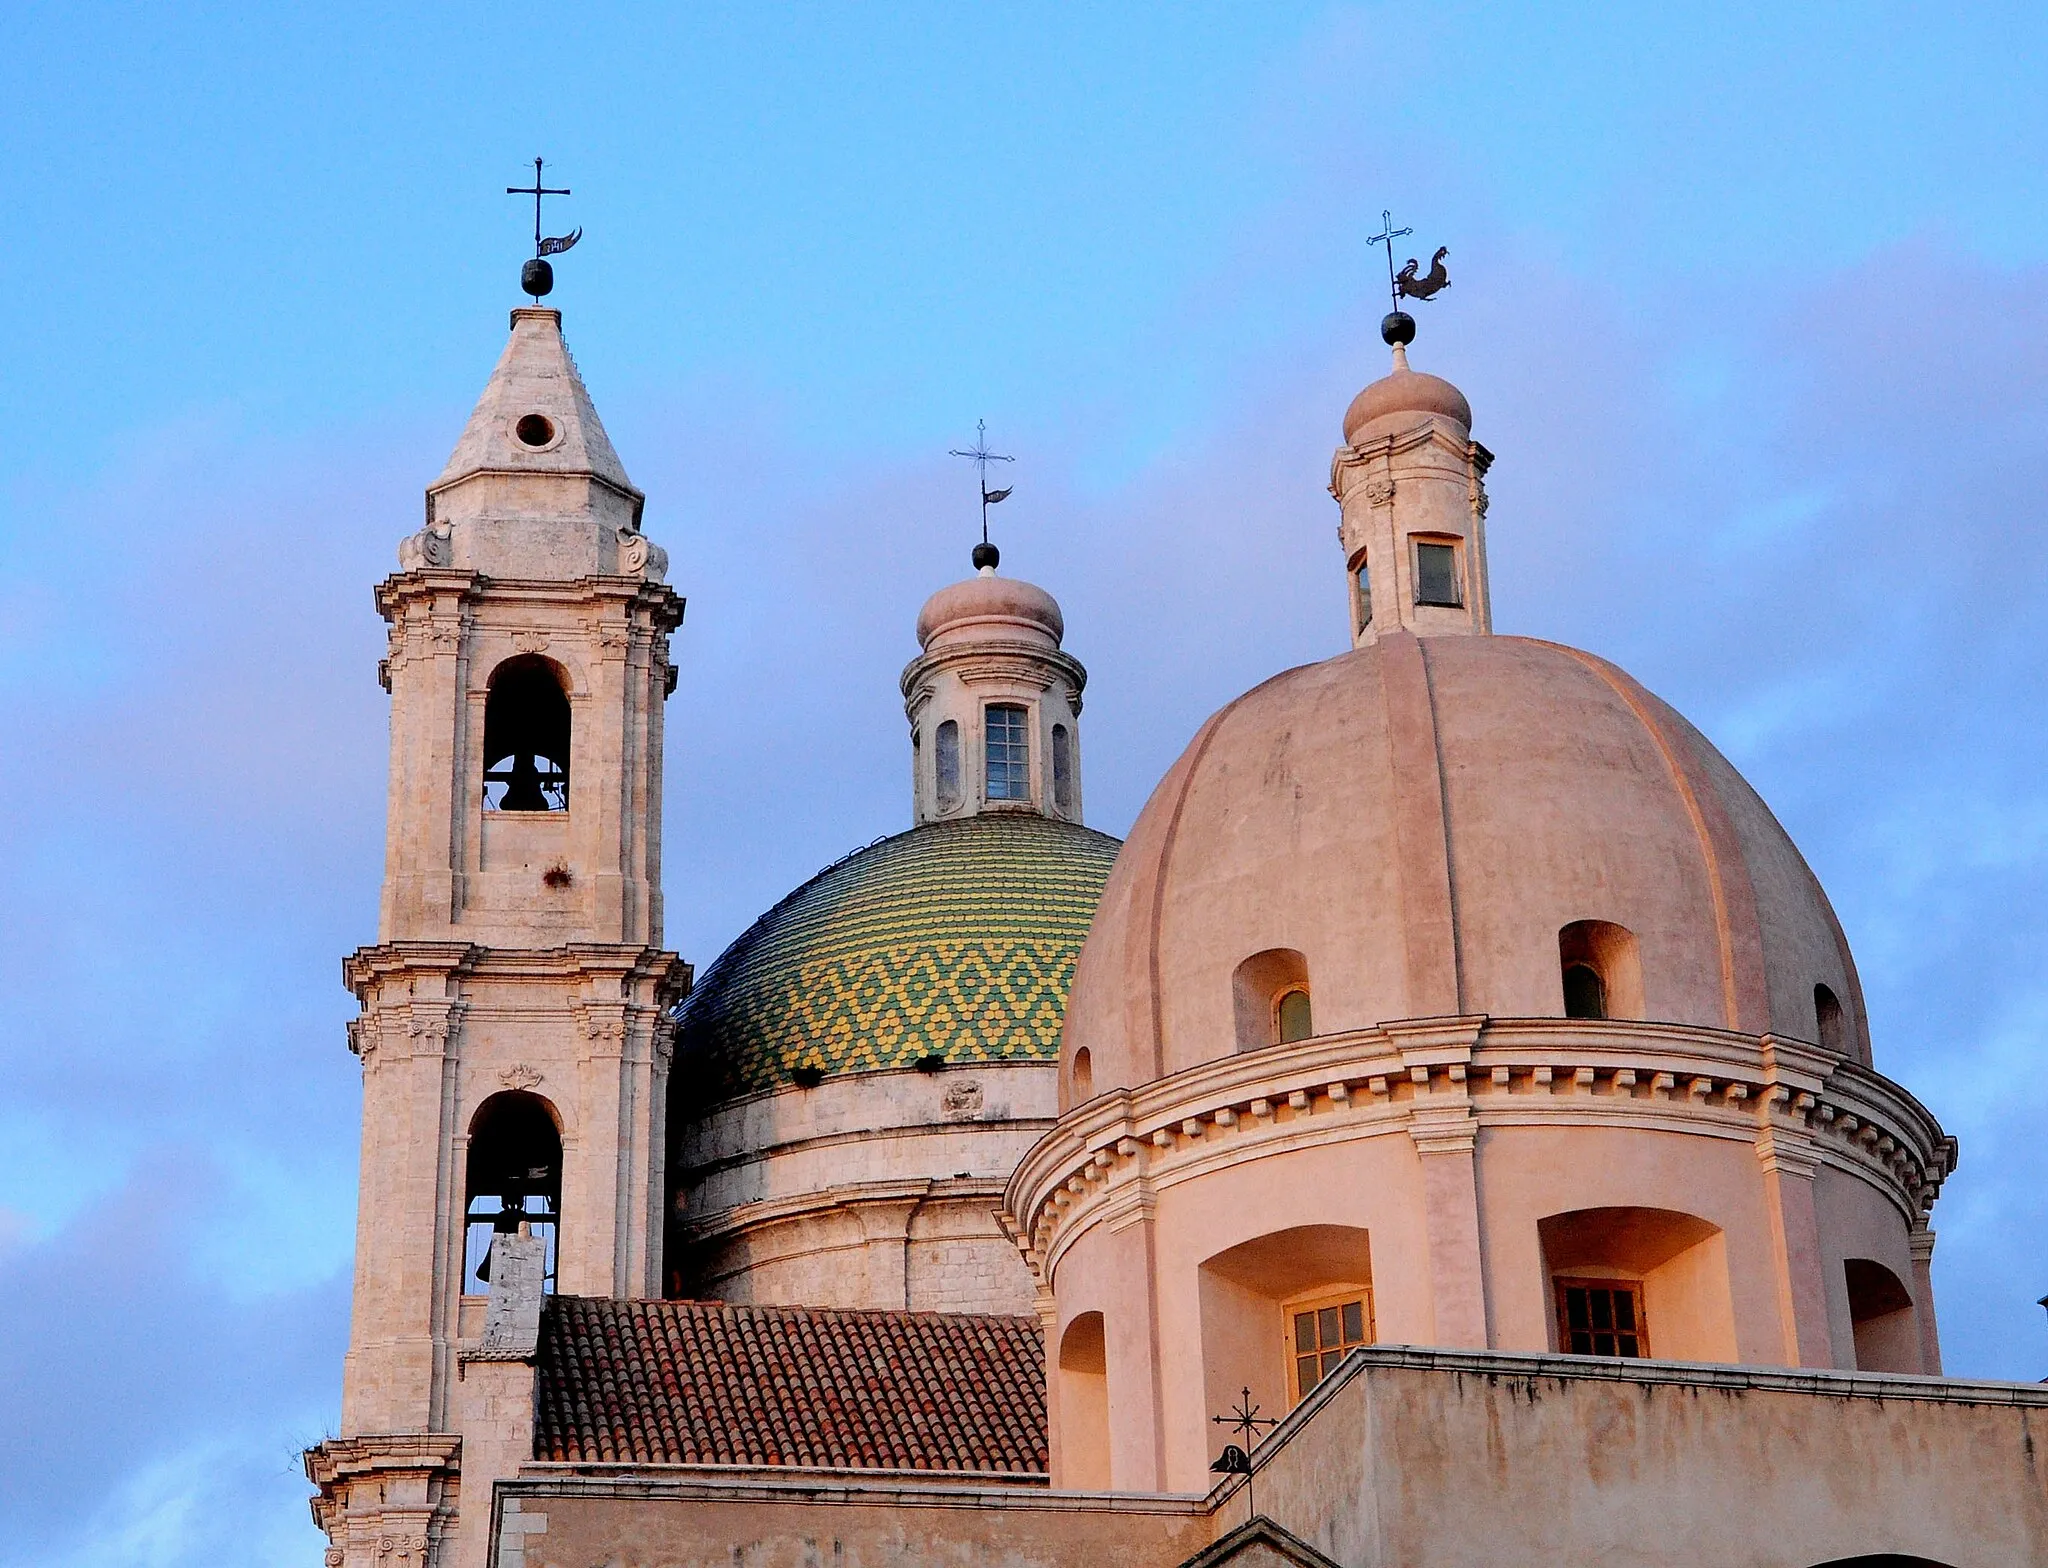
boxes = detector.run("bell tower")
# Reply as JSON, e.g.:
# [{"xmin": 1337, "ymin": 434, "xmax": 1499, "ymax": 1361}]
[{"xmin": 310, "ymin": 306, "xmax": 689, "ymax": 1564}]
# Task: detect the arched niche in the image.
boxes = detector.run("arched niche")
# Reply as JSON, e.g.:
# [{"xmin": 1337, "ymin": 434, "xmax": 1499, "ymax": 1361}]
[
  {"xmin": 1198, "ymin": 1225, "xmax": 1375, "ymax": 1436},
  {"xmin": 1231, "ymin": 949, "xmax": 1312, "ymax": 1052},
  {"xmin": 1558, "ymin": 920, "xmax": 1643, "ymax": 1020},
  {"xmin": 1056, "ymin": 1311, "xmax": 1111, "ymax": 1489},
  {"xmin": 483, "ymin": 655, "xmax": 572, "ymax": 812},
  {"xmin": 1539, "ymin": 1206, "xmax": 1735, "ymax": 1362},
  {"xmin": 463, "ymin": 1090, "xmax": 563, "ymax": 1295},
  {"xmin": 1844, "ymin": 1257, "xmax": 1920, "ymax": 1372}
]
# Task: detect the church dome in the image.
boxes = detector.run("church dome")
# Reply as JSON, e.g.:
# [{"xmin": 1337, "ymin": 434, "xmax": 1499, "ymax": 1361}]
[
  {"xmin": 1342, "ymin": 351, "xmax": 1473, "ymax": 444},
  {"xmin": 678, "ymin": 814, "xmax": 1121, "ymax": 1101},
  {"xmin": 915, "ymin": 573, "xmax": 1065, "ymax": 651},
  {"xmin": 1063, "ymin": 631, "xmax": 1870, "ymax": 1099}
]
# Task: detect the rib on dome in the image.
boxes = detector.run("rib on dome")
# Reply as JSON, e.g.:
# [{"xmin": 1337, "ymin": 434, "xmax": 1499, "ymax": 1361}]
[{"xmin": 1065, "ymin": 631, "xmax": 1870, "ymax": 1096}]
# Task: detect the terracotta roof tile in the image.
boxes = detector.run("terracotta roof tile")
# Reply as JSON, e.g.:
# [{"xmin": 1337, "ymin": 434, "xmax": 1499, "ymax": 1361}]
[{"xmin": 534, "ymin": 1298, "xmax": 1047, "ymax": 1473}]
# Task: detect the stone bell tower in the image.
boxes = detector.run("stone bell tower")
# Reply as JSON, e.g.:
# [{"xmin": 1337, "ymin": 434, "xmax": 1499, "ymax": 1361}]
[{"xmin": 309, "ymin": 307, "xmax": 689, "ymax": 1564}]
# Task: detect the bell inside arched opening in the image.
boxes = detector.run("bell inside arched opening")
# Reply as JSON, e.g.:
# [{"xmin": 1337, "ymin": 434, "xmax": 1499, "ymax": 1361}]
[
  {"xmin": 463, "ymin": 1091, "xmax": 562, "ymax": 1295},
  {"xmin": 483, "ymin": 655, "xmax": 571, "ymax": 812}
]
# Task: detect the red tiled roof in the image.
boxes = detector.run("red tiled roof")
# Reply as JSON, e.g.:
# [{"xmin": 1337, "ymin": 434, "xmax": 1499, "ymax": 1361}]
[{"xmin": 534, "ymin": 1297, "xmax": 1048, "ymax": 1473}]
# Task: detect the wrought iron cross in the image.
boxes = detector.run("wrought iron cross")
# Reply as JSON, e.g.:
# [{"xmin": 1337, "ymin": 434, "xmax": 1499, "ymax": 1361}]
[
  {"xmin": 948, "ymin": 419, "xmax": 1016, "ymax": 545},
  {"xmin": 1367, "ymin": 209, "xmax": 1414, "ymax": 316},
  {"xmin": 1210, "ymin": 1386, "xmax": 1279, "ymax": 1518},
  {"xmin": 507, "ymin": 157, "xmax": 571, "ymax": 258}
]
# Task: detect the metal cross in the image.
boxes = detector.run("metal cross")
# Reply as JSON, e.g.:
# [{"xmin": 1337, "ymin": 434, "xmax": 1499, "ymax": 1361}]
[
  {"xmin": 947, "ymin": 419, "xmax": 1016, "ymax": 544},
  {"xmin": 507, "ymin": 157, "xmax": 571, "ymax": 259},
  {"xmin": 1367, "ymin": 209, "xmax": 1414, "ymax": 315},
  {"xmin": 1210, "ymin": 1386, "xmax": 1279, "ymax": 1518}
]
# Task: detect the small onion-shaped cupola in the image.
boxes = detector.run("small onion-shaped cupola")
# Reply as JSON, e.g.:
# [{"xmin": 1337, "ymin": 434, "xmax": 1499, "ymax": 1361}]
[
  {"xmin": 901, "ymin": 548, "xmax": 1088, "ymax": 825},
  {"xmin": 1329, "ymin": 328, "xmax": 1494, "ymax": 647}
]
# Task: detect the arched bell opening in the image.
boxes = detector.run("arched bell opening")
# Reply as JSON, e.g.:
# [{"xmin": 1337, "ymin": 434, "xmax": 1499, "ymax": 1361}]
[
  {"xmin": 483, "ymin": 655, "xmax": 571, "ymax": 812},
  {"xmin": 1539, "ymin": 1206, "xmax": 1734, "ymax": 1362},
  {"xmin": 1056, "ymin": 1311, "xmax": 1111, "ymax": 1489},
  {"xmin": 463, "ymin": 1090, "xmax": 562, "ymax": 1295}
]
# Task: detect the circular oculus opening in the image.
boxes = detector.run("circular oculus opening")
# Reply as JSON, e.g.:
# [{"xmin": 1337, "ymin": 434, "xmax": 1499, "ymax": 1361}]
[{"xmin": 515, "ymin": 413, "xmax": 556, "ymax": 448}]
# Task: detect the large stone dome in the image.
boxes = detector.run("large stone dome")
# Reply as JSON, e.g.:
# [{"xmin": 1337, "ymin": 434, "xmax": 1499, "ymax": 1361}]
[
  {"xmin": 1063, "ymin": 629, "xmax": 1870, "ymax": 1100},
  {"xmin": 678, "ymin": 813, "xmax": 1121, "ymax": 1101}
]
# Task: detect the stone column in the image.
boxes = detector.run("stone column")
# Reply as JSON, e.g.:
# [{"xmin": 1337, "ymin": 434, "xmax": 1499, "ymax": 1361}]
[{"xmin": 1755, "ymin": 1125, "xmax": 1834, "ymax": 1367}]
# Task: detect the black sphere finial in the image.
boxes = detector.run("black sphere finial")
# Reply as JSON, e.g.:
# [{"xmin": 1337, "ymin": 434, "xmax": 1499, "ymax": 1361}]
[
  {"xmin": 1381, "ymin": 309, "xmax": 1416, "ymax": 347},
  {"xmin": 972, "ymin": 541, "xmax": 1000, "ymax": 571},
  {"xmin": 522, "ymin": 257, "xmax": 555, "ymax": 301}
]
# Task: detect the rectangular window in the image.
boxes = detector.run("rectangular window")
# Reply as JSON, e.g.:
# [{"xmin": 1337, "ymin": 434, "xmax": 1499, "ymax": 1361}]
[
  {"xmin": 1414, "ymin": 540, "xmax": 1462, "ymax": 607},
  {"xmin": 1290, "ymin": 1291, "xmax": 1372, "ymax": 1401},
  {"xmin": 985, "ymin": 704, "xmax": 1031, "ymax": 801},
  {"xmin": 1354, "ymin": 559, "xmax": 1372, "ymax": 629},
  {"xmin": 1555, "ymin": 1278, "xmax": 1647, "ymax": 1357},
  {"xmin": 1052, "ymin": 723, "xmax": 1075, "ymax": 815}
]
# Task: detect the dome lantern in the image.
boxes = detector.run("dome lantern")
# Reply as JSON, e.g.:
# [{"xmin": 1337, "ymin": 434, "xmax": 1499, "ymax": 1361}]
[
  {"xmin": 901, "ymin": 559, "xmax": 1088, "ymax": 827},
  {"xmin": 1329, "ymin": 342, "xmax": 1493, "ymax": 647}
]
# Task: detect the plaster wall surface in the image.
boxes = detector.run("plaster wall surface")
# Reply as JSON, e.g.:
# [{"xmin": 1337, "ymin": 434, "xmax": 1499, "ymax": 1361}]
[
  {"xmin": 495, "ymin": 1478, "xmax": 1210, "ymax": 1568},
  {"xmin": 1229, "ymin": 1348, "xmax": 2048, "ymax": 1568}
]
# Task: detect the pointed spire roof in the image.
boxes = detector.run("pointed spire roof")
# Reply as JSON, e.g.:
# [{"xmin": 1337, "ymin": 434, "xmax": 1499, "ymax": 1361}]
[{"xmin": 431, "ymin": 307, "xmax": 642, "ymax": 512}]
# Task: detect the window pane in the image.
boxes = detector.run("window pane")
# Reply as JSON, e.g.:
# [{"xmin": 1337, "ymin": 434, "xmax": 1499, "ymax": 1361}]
[
  {"xmin": 1590, "ymin": 1291, "xmax": 1614, "ymax": 1332},
  {"xmin": 1566, "ymin": 1288, "xmax": 1590, "ymax": 1330},
  {"xmin": 1617, "ymin": 1333, "xmax": 1641, "ymax": 1357},
  {"xmin": 1317, "ymin": 1306, "xmax": 1340, "ymax": 1349},
  {"xmin": 1355, "ymin": 561, "xmax": 1372, "ymax": 629},
  {"xmin": 985, "ymin": 705, "xmax": 1030, "ymax": 801},
  {"xmin": 1277, "ymin": 989, "xmax": 1313, "ymax": 1043},
  {"xmin": 1341, "ymin": 1301, "xmax": 1364, "ymax": 1344},
  {"xmin": 1415, "ymin": 541, "xmax": 1461, "ymax": 606},
  {"xmin": 1614, "ymin": 1292, "xmax": 1636, "ymax": 1332},
  {"xmin": 1296, "ymin": 1355, "xmax": 1319, "ymax": 1395},
  {"xmin": 1295, "ymin": 1312, "xmax": 1316, "ymax": 1354},
  {"xmin": 1320, "ymin": 1350, "xmax": 1343, "ymax": 1381}
]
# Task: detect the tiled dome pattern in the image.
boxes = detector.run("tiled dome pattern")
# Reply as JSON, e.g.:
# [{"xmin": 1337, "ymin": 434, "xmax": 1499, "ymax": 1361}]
[{"xmin": 676, "ymin": 815, "xmax": 1121, "ymax": 1099}]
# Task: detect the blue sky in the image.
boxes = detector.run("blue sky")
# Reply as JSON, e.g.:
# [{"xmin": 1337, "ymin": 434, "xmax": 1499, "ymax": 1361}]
[{"xmin": 3, "ymin": 6, "xmax": 2046, "ymax": 1563}]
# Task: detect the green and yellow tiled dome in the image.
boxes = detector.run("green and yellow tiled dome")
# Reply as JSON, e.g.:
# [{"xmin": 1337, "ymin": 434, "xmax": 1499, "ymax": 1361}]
[{"xmin": 675, "ymin": 814, "xmax": 1122, "ymax": 1100}]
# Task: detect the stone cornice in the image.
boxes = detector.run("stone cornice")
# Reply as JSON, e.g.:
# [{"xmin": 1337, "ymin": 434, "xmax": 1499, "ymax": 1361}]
[
  {"xmin": 1328, "ymin": 423, "xmax": 1488, "ymax": 497},
  {"xmin": 375, "ymin": 570, "xmax": 684, "ymax": 630},
  {"xmin": 900, "ymin": 641, "xmax": 1088, "ymax": 705},
  {"xmin": 1002, "ymin": 1017, "xmax": 1955, "ymax": 1282},
  {"xmin": 304, "ymin": 1433, "xmax": 462, "ymax": 1489},
  {"xmin": 679, "ymin": 1173, "xmax": 1018, "ymax": 1244},
  {"xmin": 347, "ymin": 940, "xmax": 688, "ymax": 989}
]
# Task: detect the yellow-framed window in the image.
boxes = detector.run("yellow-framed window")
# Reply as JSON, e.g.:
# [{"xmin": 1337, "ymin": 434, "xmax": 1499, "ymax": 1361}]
[{"xmin": 1287, "ymin": 1289, "xmax": 1373, "ymax": 1401}]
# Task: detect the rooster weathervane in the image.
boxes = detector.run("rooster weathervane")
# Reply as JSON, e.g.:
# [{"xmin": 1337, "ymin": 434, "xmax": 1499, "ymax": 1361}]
[{"xmin": 1367, "ymin": 209, "xmax": 1450, "ymax": 347}]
